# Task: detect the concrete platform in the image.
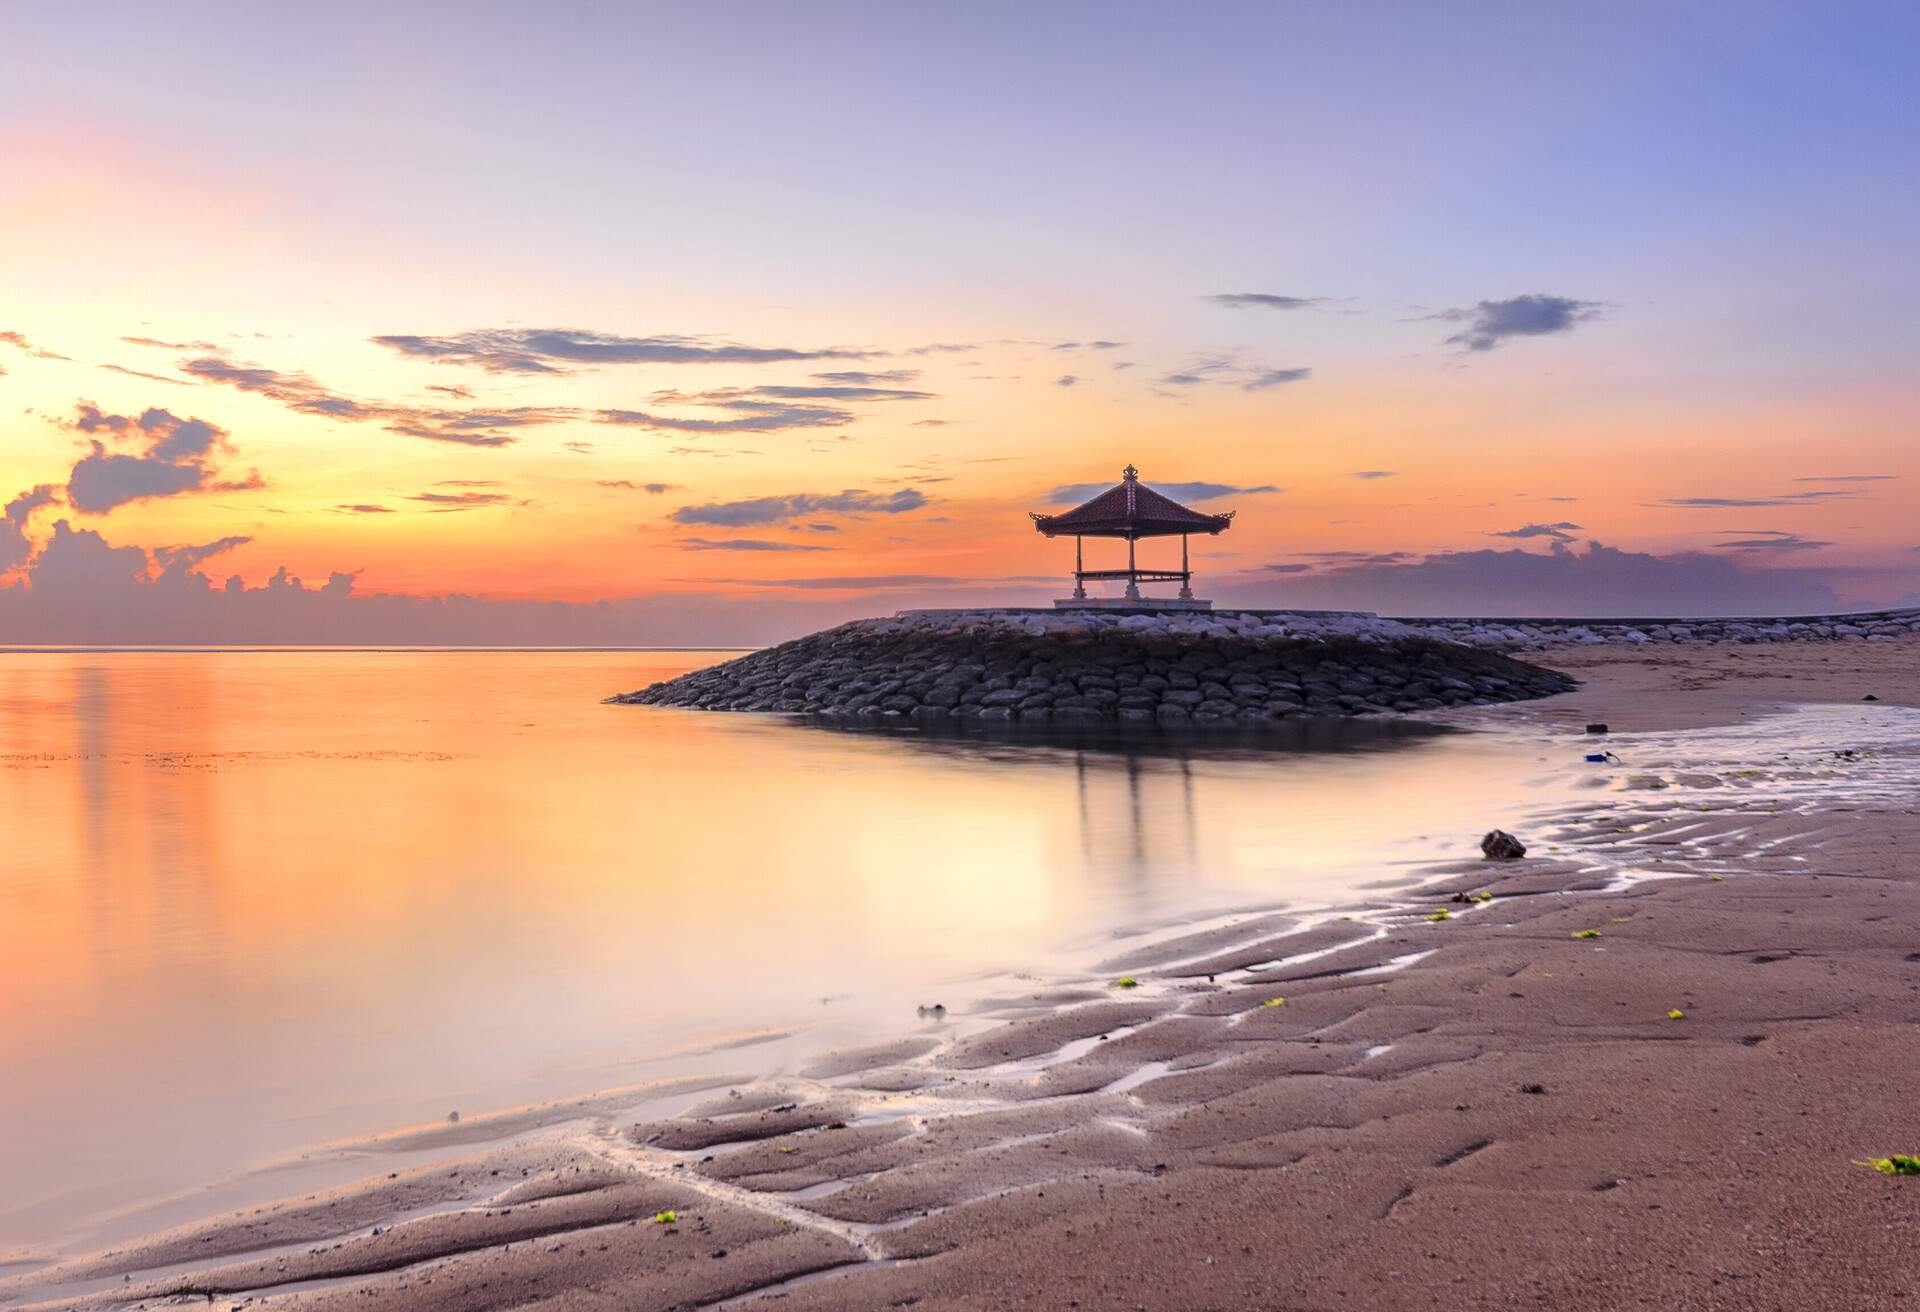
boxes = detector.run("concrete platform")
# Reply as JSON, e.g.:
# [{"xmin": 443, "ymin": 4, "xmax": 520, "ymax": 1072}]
[{"xmin": 1053, "ymin": 597, "xmax": 1213, "ymax": 611}]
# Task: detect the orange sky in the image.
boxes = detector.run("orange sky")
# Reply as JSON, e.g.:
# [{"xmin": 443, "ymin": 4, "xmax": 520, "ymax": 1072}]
[{"xmin": 2, "ymin": 4, "xmax": 1915, "ymax": 636}]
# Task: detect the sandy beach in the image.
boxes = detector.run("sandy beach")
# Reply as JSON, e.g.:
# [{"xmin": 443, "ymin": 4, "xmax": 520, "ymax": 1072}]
[{"xmin": 7, "ymin": 637, "xmax": 1920, "ymax": 1312}]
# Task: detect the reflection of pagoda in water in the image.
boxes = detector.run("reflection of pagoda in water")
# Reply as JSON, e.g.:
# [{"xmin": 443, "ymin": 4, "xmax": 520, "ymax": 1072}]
[
  {"xmin": 1031, "ymin": 465, "xmax": 1235, "ymax": 610},
  {"xmin": 1073, "ymin": 749, "xmax": 1199, "ymax": 910}
]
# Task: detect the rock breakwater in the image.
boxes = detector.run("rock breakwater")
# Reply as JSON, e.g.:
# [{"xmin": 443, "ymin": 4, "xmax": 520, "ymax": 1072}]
[
  {"xmin": 608, "ymin": 608, "xmax": 1576, "ymax": 722},
  {"xmin": 1399, "ymin": 606, "xmax": 1920, "ymax": 651}
]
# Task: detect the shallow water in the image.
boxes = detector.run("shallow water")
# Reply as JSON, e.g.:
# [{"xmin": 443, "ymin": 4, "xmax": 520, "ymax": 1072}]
[{"xmin": 0, "ymin": 649, "xmax": 1577, "ymax": 1253}]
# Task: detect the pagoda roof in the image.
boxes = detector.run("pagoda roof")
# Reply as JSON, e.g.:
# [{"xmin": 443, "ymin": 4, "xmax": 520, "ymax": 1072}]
[{"xmin": 1031, "ymin": 465, "xmax": 1235, "ymax": 539}]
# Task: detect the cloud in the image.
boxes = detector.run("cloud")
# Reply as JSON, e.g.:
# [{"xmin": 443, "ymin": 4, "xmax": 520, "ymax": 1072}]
[
  {"xmin": 1654, "ymin": 490, "xmax": 1860, "ymax": 508},
  {"xmin": 1, "ymin": 330, "xmax": 69, "ymax": 360},
  {"xmin": 121, "ymin": 335, "xmax": 217, "ymax": 351},
  {"xmin": 1203, "ymin": 294, "xmax": 1328, "ymax": 311},
  {"xmin": 1431, "ymin": 294, "xmax": 1603, "ymax": 352},
  {"xmin": 904, "ymin": 342, "xmax": 974, "ymax": 356},
  {"xmin": 1713, "ymin": 530, "xmax": 1833, "ymax": 552},
  {"xmin": 63, "ymin": 404, "xmax": 249, "ymax": 513},
  {"xmin": 598, "ymin": 479, "xmax": 679, "ymax": 494},
  {"xmin": 1245, "ymin": 368, "xmax": 1312, "ymax": 390},
  {"xmin": 152, "ymin": 535, "xmax": 251, "ymax": 572},
  {"xmin": 682, "ymin": 573, "xmax": 1056, "ymax": 590},
  {"xmin": 1, "ymin": 485, "xmax": 60, "ymax": 573},
  {"xmin": 670, "ymin": 487, "xmax": 930, "ymax": 527},
  {"xmin": 1789, "ymin": 474, "xmax": 1895, "ymax": 483},
  {"xmin": 813, "ymin": 369, "xmax": 921, "ymax": 385},
  {"xmin": 910, "ymin": 419, "xmax": 952, "ymax": 428},
  {"xmin": 183, "ymin": 353, "xmax": 577, "ymax": 447},
  {"xmin": 1056, "ymin": 375, "xmax": 1078, "ymax": 387},
  {"xmin": 1281, "ymin": 550, "xmax": 1415, "ymax": 566},
  {"xmin": 1489, "ymin": 521, "xmax": 1584, "ymax": 544},
  {"xmin": 1230, "ymin": 540, "xmax": 1841, "ymax": 617},
  {"xmin": 677, "ymin": 536, "xmax": 835, "ymax": 552},
  {"xmin": 0, "ymin": 523, "xmax": 1044, "ymax": 646},
  {"xmin": 332, "ymin": 504, "xmax": 395, "ymax": 514},
  {"xmin": 371, "ymin": 328, "xmax": 875, "ymax": 375},
  {"xmin": 1158, "ymin": 357, "xmax": 1310, "ymax": 391},
  {"xmin": 1046, "ymin": 480, "xmax": 1281, "ymax": 504},
  {"xmin": 1347, "ymin": 469, "xmax": 1396, "ymax": 480},
  {"xmin": 681, "ymin": 383, "xmax": 934, "ymax": 403},
  {"xmin": 1051, "ymin": 340, "xmax": 1125, "ymax": 350},
  {"xmin": 595, "ymin": 399, "xmax": 850, "ymax": 434},
  {"xmin": 99, "ymin": 364, "xmax": 189, "ymax": 385},
  {"xmin": 407, "ymin": 490, "xmax": 524, "ymax": 512},
  {"xmin": 426, "ymin": 383, "xmax": 474, "ymax": 399}
]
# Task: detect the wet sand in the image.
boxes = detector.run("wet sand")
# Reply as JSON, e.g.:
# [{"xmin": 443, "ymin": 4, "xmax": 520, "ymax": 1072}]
[{"xmin": 7, "ymin": 638, "xmax": 1920, "ymax": 1311}]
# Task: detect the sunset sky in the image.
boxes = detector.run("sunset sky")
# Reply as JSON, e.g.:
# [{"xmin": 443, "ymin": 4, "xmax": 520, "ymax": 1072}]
[{"xmin": 3, "ymin": 2, "xmax": 1916, "ymax": 642}]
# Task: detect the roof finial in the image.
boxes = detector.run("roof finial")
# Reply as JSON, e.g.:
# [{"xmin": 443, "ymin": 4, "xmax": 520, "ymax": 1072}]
[{"xmin": 1122, "ymin": 463, "xmax": 1138, "ymax": 482}]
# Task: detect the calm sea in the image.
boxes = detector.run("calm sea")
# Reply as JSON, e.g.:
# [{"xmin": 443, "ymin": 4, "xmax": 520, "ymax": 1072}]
[{"xmin": 0, "ymin": 649, "xmax": 1564, "ymax": 1253}]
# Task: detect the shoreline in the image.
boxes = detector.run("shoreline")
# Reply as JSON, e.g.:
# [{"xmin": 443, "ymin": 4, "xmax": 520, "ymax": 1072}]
[{"xmin": 8, "ymin": 636, "xmax": 1920, "ymax": 1310}]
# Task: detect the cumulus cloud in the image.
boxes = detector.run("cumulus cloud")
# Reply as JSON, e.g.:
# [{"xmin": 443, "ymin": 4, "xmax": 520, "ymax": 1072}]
[
  {"xmin": 677, "ymin": 536, "xmax": 835, "ymax": 552},
  {"xmin": 1229, "ymin": 540, "xmax": 1841, "ymax": 617},
  {"xmin": 1489, "ymin": 521, "xmax": 1583, "ymax": 543},
  {"xmin": 670, "ymin": 488, "xmax": 930, "ymax": 527},
  {"xmin": 1203, "ymin": 294, "xmax": 1328, "ymax": 310},
  {"xmin": 1045, "ymin": 480, "xmax": 1281, "ymax": 504},
  {"xmin": 0, "ymin": 522, "xmax": 1043, "ymax": 645},
  {"xmin": 62, "ymin": 404, "xmax": 255, "ymax": 513},
  {"xmin": 1, "ymin": 485, "xmax": 60, "ymax": 573},
  {"xmin": 370, "ymin": 328, "xmax": 875, "ymax": 375},
  {"xmin": 1430, "ymin": 294, "xmax": 1603, "ymax": 352}
]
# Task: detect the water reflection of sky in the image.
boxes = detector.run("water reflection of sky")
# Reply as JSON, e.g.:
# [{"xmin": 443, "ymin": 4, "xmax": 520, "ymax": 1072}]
[{"xmin": 0, "ymin": 651, "xmax": 1559, "ymax": 1252}]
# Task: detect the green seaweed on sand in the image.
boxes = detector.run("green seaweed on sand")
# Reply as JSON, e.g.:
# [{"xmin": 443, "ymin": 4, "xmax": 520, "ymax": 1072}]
[
  {"xmin": 653, "ymin": 1209, "xmax": 679, "ymax": 1224},
  {"xmin": 1426, "ymin": 908, "xmax": 1451, "ymax": 922},
  {"xmin": 1260, "ymin": 997, "xmax": 1286, "ymax": 1008},
  {"xmin": 1572, "ymin": 929, "xmax": 1601, "ymax": 940},
  {"xmin": 1112, "ymin": 976, "xmax": 1140, "ymax": 989},
  {"xmin": 1668, "ymin": 1009, "xmax": 1686, "ymax": 1020},
  {"xmin": 1857, "ymin": 1155, "xmax": 1920, "ymax": 1176}
]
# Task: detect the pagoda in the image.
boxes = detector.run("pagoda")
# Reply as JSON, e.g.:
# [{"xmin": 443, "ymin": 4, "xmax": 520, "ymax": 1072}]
[{"xmin": 1030, "ymin": 465, "xmax": 1234, "ymax": 610}]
